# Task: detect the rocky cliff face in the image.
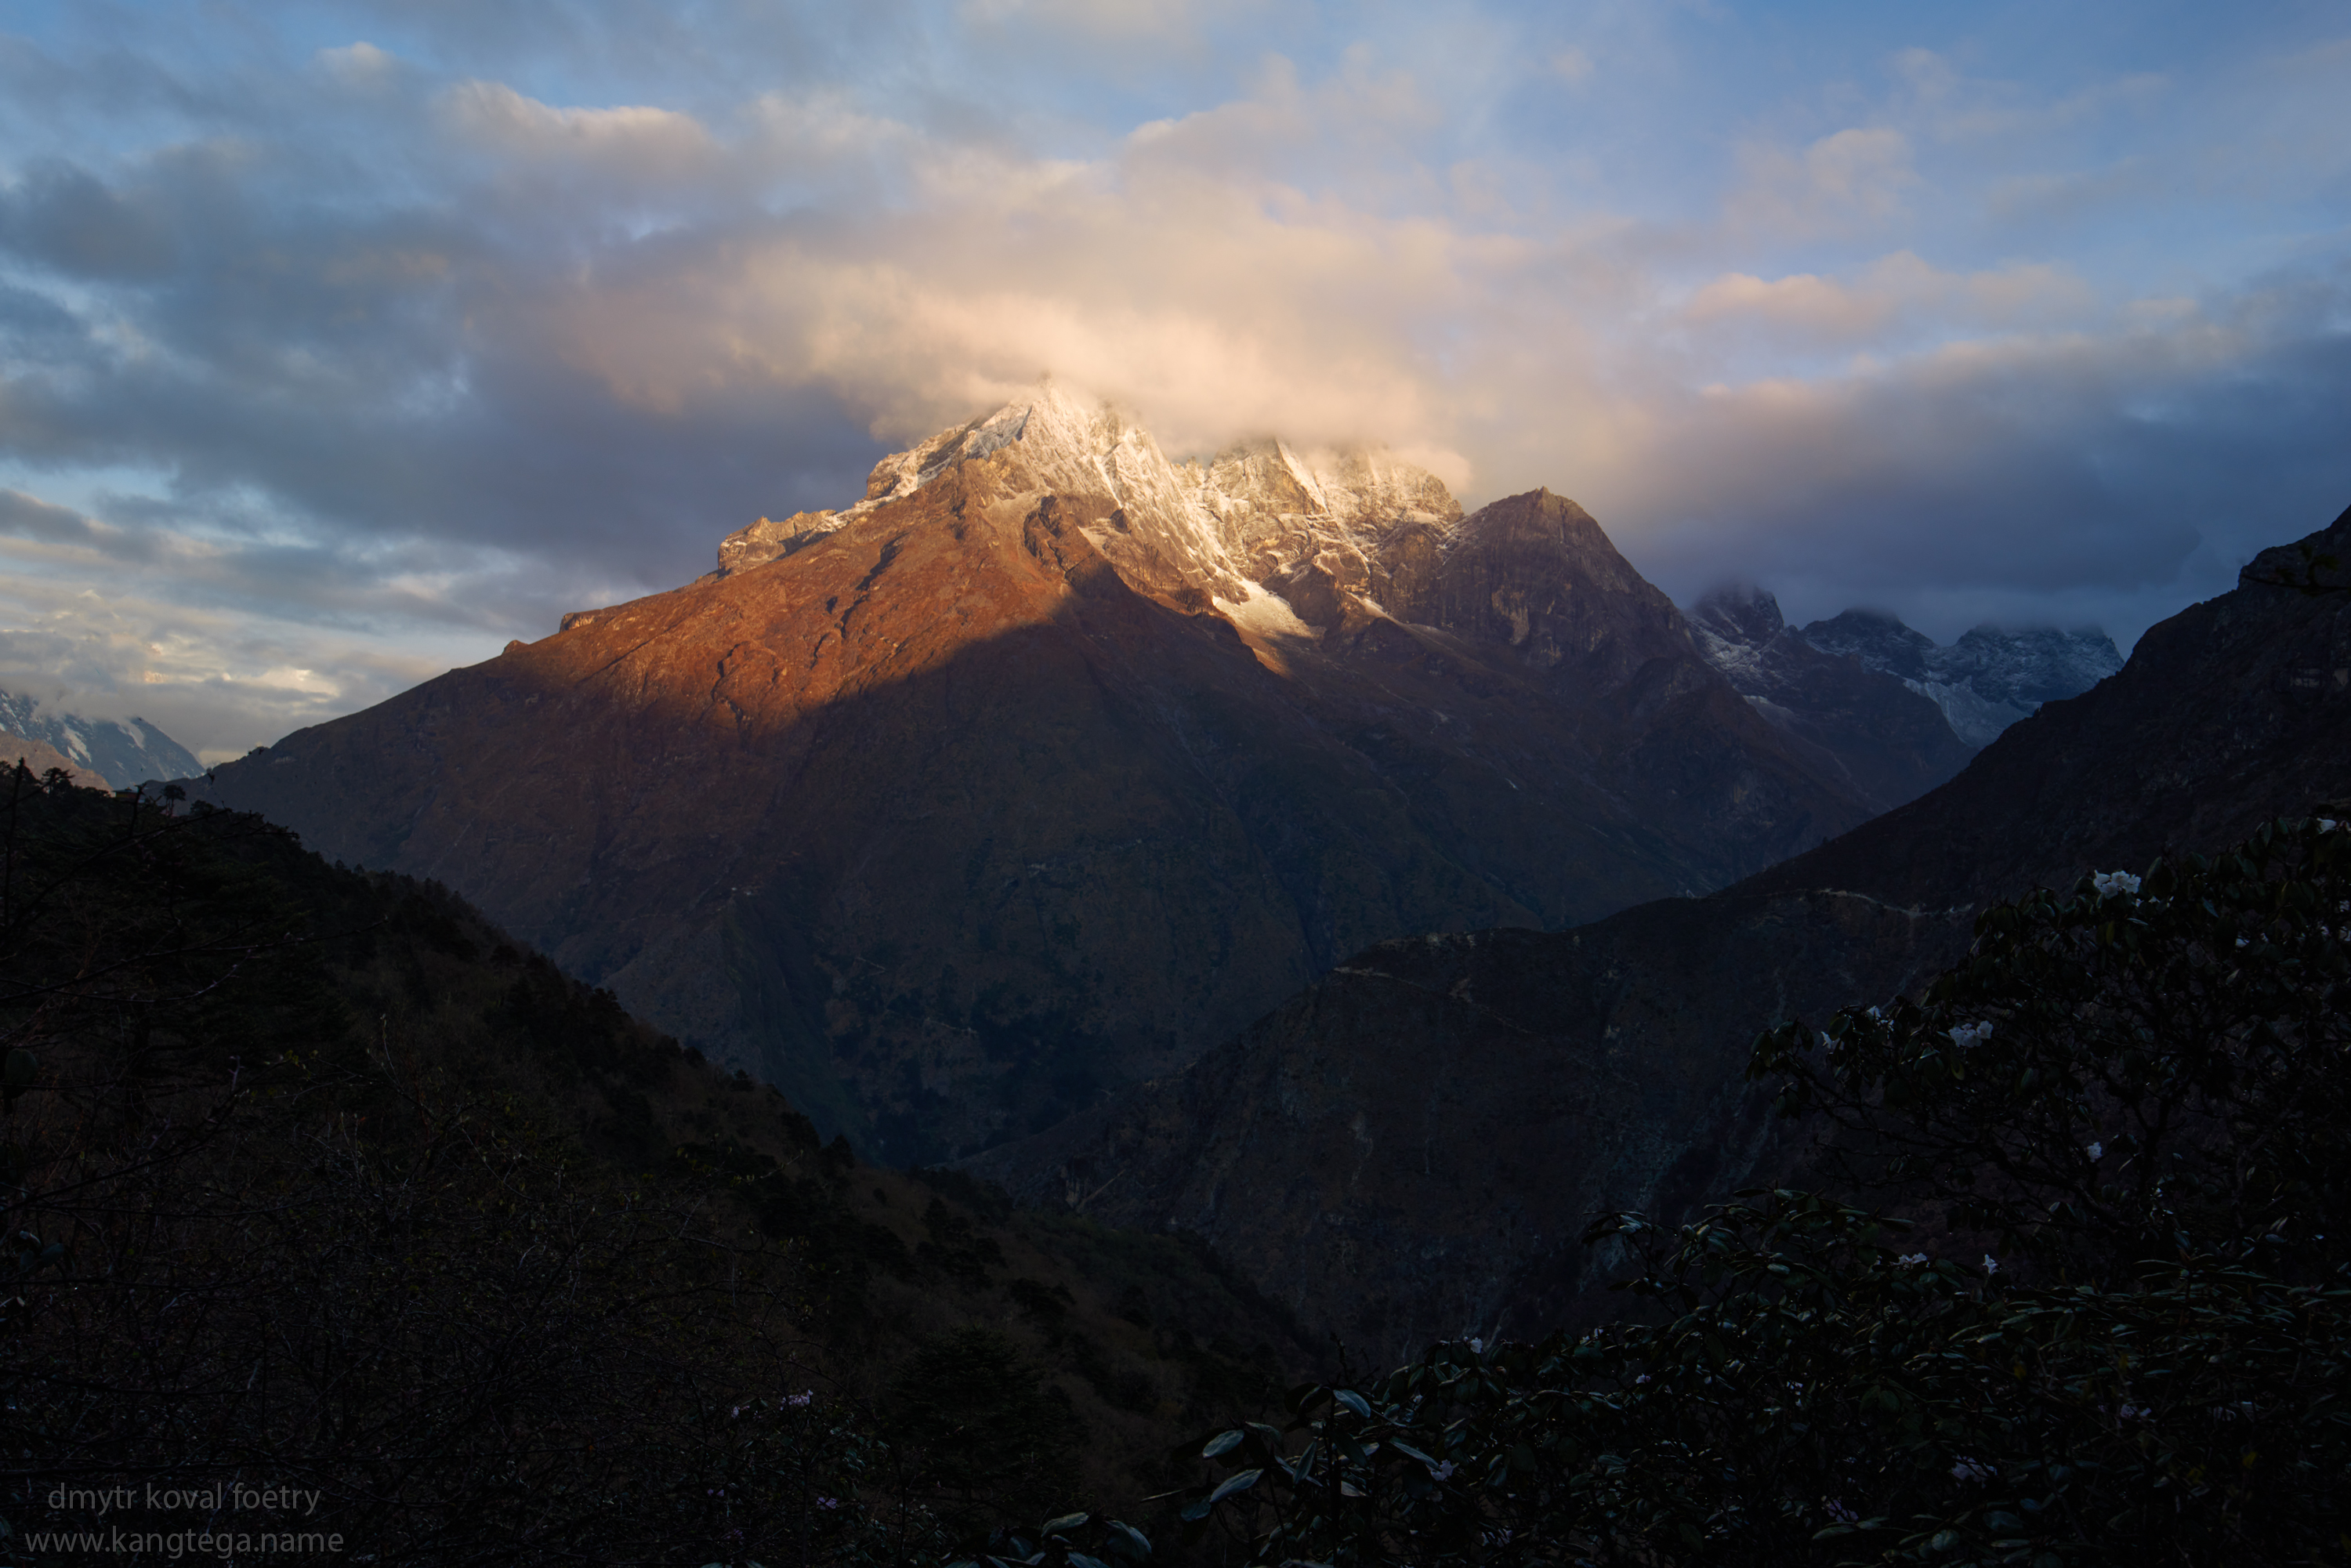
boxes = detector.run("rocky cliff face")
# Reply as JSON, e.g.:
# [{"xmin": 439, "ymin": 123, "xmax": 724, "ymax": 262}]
[
  {"xmin": 971, "ymin": 501, "xmax": 2351, "ymax": 1363},
  {"xmin": 1799, "ymin": 610, "xmax": 2122, "ymax": 748},
  {"xmin": 1687, "ymin": 585, "xmax": 1975, "ymax": 813},
  {"xmin": 191, "ymin": 387, "xmax": 1875, "ymax": 1164}
]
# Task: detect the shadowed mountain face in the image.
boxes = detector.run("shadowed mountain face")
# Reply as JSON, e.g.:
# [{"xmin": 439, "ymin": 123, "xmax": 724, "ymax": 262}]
[
  {"xmin": 1686, "ymin": 585, "xmax": 1976, "ymax": 814},
  {"xmin": 1799, "ymin": 609, "xmax": 2123, "ymax": 748},
  {"xmin": 970, "ymin": 502, "xmax": 2351, "ymax": 1363},
  {"xmin": 190, "ymin": 391, "xmax": 1874, "ymax": 1164}
]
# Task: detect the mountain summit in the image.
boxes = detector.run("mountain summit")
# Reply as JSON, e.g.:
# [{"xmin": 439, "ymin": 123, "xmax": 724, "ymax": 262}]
[
  {"xmin": 194, "ymin": 387, "xmax": 1882, "ymax": 1161},
  {"xmin": 707, "ymin": 383, "xmax": 1463, "ymax": 628}
]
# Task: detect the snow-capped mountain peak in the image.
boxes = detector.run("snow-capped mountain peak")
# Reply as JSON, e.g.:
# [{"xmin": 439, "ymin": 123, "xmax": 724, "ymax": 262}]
[
  {"xmin": 0, "ymin": 690, "xmax": 201, "ymax": 788},
  {"xmin": 713, "ymin": 382, "xmax": 1464, "ymax": 629}
]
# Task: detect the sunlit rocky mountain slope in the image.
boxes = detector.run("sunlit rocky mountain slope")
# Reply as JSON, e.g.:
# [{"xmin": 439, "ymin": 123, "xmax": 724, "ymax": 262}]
[{"xmin": 191, "ymin": 385, "xmax": 1896, "ymax": 1163}]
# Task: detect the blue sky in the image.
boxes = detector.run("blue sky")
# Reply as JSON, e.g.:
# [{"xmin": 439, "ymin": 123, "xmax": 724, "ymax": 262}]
[{"xmin": 1, "ymin": 0, "xmax": 2346, "ymax": 761}]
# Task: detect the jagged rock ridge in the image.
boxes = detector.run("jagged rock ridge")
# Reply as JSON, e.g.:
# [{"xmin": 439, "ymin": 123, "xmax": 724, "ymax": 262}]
[{"xmin": 194, "ymin": 386, "xmax": 1880, "ymax": 1164}]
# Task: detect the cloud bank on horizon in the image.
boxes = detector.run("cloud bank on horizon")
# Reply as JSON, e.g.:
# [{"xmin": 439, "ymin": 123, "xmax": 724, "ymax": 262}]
[{"xmin": 0, "ymin": 0, "xmax": 2346, "ymax": 762}]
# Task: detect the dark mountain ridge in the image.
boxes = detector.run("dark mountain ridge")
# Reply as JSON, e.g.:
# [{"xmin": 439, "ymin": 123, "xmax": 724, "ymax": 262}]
[
  {"xmin": 0, "ymin": 772, "xmax": 1317, "ymax": 1557},
  {"xmin": 970, "ymin": 500, "xmax": 2351, "ymax": 1363}
]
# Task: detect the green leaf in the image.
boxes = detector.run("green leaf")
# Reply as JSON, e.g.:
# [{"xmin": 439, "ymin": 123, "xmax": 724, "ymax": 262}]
[
  {"xmin": 1200, "ymin": 1429, "xmax": 1243, "ymax": 1461},
  {"xmin": 1333, "ymin": 1389, "xmax": 1372, "ymax": 1419},
  {"xmin": 1101, "ymin": 1520, "xmax": 1150, "ymax": 1560},
  {"xmin": 1041, "ymin": 1512, "xmax": 1089, "ymax": 1539},
  {"xmin": 1208, "ymin": 1468, "xmax": 1262, "ymax": 1504}
]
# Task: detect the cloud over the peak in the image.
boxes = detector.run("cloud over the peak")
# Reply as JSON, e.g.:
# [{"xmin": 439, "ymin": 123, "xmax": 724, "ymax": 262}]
[{"xmin": 0, "ymin": 1, "xmax": 2345, "ymax": 756}]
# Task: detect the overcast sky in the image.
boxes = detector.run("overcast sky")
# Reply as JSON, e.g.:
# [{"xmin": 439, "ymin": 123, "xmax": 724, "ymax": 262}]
[{"xmin": 1, "ymin": 1, "xmax": 2346, "ymax": 763}]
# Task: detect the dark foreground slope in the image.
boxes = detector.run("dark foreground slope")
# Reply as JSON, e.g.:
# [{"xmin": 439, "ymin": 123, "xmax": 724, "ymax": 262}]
[
  {"xmin": 972, "ymin": 502, "xmax": 2351, "ymax": 1364},
  {"xmin": 0, "ymin": 774, "xmax": 1312, "ymax": 1562},
  {"xmin": 189, "ymin": 458, "xmax": 1865, "ymax": 1166},
  {"xmin": 1150, "ymin": 817, "xmax": 2351, "ymax": 1566}
]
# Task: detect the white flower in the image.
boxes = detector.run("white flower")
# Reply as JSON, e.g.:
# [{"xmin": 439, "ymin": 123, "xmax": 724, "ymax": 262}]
[
  {"xmin": 1433, "ymin": 1460, "xmax": 1455, "ymax": 1481},
  {"xmin": 1469, "ymin": 1338, "xmax": 1483, "ymax": 1353},
  {"xmin": 2236, "ymin": 937, "xmax": 2251, "ymax": 949},
  {"xmin": 785, "ymin": 1390, "xmax": 813, "ymax": 1407},
  {"xmin": 2320, "ymin": 819, "xmax": 2339, "ymax": 833},
  {"xmin": 1896, "ymin": 1253, "xmax": 1929, "ymax": 1266},
  {"xmin": 1824, "ymin": 1499, "xmax": 1858, "ymax": 1523},
  {"xmin": 2092, "ymin": 870, "xmax": 2142, "ymax": 897},
  {"xmin": 1983, "ymin": 1254, "xmax": 2000, "ymax": 1275},
  {"xmin": 1948, "ymin": 1021, "xmax": 1994, "ymax": 1050},
  {"xmin": 2085, "ymin": 1142, "xmax": 2104, "ymax": 1161},
  {"xmin": 1950, "ymin": 1457, "xmax": 1994, "ymax": 1483},
  {"xmin": 1865, "ymin": 1006, "xmax": 1882, "ymax": 1020}
]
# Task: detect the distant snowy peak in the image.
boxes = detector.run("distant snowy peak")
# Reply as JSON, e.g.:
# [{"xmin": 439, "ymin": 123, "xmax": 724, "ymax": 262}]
[
  {"xmin": 1797, "ymin": 609, "xmax": 2122, "ymax": 748},
  {"xmin": 0, "ymin": 690, "xmax": 201, "ymax": 788},
  {"xmin": 1684, "ymin": 585, "xmax": 1977, "ymax": 814},
  {"xmin": 712, "ymin": 382, "xmax": 1463, "ymax": 625}
]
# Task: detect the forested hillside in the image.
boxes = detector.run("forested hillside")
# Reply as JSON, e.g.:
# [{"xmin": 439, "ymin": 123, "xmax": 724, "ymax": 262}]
[{"xmin": 0, "ymin": 770, "xmax": 1309, "ymax": 1564}]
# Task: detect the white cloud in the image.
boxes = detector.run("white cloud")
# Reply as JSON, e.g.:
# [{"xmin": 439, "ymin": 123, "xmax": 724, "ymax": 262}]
[
  {"xmin": 1729, "ymin": 126, "xmax": 1920, "ymax": 237},
  {"xmin": 2, "ymin": 3, "xmax": 2349, "ymax": 757},
  {"xmin": 1683, "ymin": 252, "xmax": 2096, "ymax": 346},
  {"xmin": 0, "ymin": 559, "xmax": 455, "ymax": 763},
  {"xmin": 315, "ymin": 41, "xmax": 400, "ymax": 89},
  {"xmin": 438, "ymin": 81, "xmax": 718, "ymax": 180}
]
